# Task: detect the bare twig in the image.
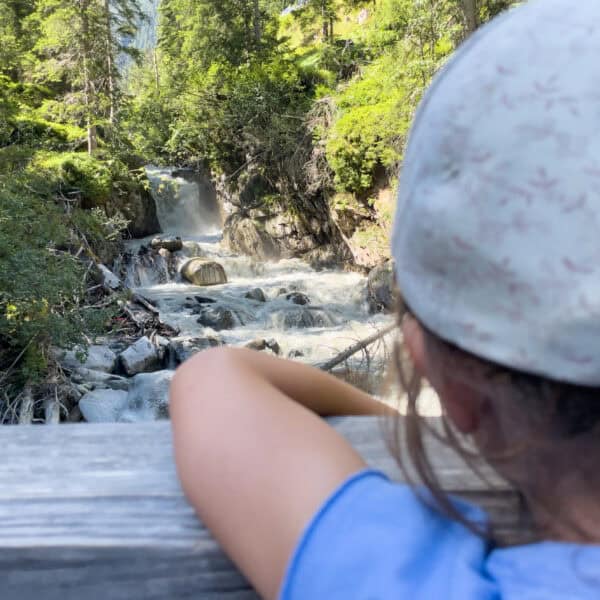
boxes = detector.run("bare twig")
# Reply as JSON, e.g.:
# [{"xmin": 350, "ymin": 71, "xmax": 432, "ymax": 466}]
[
  {"xmin": 18, "ymin": 386, "xmax": 35, "ymax": 425},
  {"xmin": 0, "ymin": 337, "xmax": 35, "ymax": 386},
  {"xmin": 317, "ymin": 323, "xmax": 397, "ymax": 372}
]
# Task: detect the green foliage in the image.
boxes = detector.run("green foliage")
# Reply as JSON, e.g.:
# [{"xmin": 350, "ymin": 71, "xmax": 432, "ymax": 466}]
[
  {"xmin": 325, "ymin": 50, "xmax": 409, "ymax": 192},
  {"xmin": 29, "ymin": 152, "xmax": 115, "ymax": 203},
  {"xmin": 0, "ymin": 0, "xmax": 147, "ymax": 400},
  {"xmin": 0, "ymin": 77, "xmax": 19, "ymax": 145},
  {"xmin": 323, "ymin": 0, "xmax": 459, "ymax": 193},
  {"xmin": 0, "ymin": 174, "xmax": 110, "ymax": 386},
  {"xmin": 10, "ymin": 116, "xmax": 87, "ymax": 150}
]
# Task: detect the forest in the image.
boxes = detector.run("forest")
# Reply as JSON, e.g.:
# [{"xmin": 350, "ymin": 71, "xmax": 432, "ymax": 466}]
[{"xmin": 0, "ymin": 0, "xmax": 517, "ymax": 421}]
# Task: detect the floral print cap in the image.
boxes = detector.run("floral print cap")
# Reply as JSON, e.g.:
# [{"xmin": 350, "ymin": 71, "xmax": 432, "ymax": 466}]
[{"xmin": 392, "ymin": 0, "xmax": 600, "ymax": 385}]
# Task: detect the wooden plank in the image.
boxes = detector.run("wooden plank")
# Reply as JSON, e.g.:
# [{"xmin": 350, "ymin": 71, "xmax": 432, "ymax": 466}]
[{"xmin": 0, "ymin": 418, "xmax": 526, "ymax": 599}]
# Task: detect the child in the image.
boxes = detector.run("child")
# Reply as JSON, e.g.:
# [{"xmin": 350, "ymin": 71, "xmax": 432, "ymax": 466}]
[{"xmin": 169, "ymin": 0, "xmax": 600, "ymax": 597}]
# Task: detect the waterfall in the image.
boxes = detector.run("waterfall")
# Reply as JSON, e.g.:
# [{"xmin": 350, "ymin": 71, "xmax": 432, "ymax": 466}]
[{"xmin": 145, "ymin": 166, "xmax": 222, "ymax": 237}]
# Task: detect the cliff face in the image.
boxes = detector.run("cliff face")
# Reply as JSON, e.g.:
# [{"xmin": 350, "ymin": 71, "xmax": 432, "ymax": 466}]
[{"xmin": 219, "ymin": 172, "xmax": 353, "ymax": 268}]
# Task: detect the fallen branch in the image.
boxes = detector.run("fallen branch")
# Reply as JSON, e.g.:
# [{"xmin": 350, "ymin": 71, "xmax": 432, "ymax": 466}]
[
  {"xmin": 131, "ymin": 293, "xmax": 160, "ymax": 316},
  {"xmin": 317, "ymin": 323, "xmax": 397, "ymax": 372},
  {"xmin": 120, "ymin": 302, "xmax": 148, "ymax": 330}
]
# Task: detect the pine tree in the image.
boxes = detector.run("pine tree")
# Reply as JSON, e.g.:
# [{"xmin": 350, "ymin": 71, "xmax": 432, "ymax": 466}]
[{"xmin": 29, "ymin": 0, "xmax": 143, "ymax": 153}]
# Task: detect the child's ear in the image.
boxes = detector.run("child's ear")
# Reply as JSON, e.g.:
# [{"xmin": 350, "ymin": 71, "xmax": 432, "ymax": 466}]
[
  {"xmin": 438, "ymin": 380, "xmax": 481, "ymax": 434},
  {"xmin": 401, "ymin": 314, "xmax": 427, "ymax": 377},
  {"xmin": 402, "ymin": 315, "xmax": 480, "ymax": 434}
]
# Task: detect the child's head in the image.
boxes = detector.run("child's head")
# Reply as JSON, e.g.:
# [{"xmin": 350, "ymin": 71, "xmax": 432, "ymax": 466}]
[{"xmin": 391, "ymin": 0, "xmax": 600, "ymax": 539}]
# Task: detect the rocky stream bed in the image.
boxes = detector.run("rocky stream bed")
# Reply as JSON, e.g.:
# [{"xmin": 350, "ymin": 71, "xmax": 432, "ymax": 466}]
[{"xmin": 53, "ymin": 167, "xmax": 418, "ymax": 424}]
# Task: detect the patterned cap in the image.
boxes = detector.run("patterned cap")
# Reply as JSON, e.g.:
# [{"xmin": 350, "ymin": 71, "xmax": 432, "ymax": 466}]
[{"xmin": 392, "ymin": 0, "xmax": 600, "ymax": 385}]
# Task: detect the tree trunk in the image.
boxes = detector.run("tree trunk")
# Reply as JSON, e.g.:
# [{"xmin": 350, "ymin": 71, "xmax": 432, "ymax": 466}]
[
  {"xmin": 80, "ymin": 0, "xmax": 97, "ymax": 154},
  {"xmin": 104, "ymin": 0, "xmax": 116, "ymax": 126},
  {"xmin": 153, "ymin": 49, "xmax": 160, "ymax": 93},
  {"xmin": 322, "ymin": 1, "xmax": 329, "ymax": 41},
  {"xmin": 252, "ymin": 0, "xmax": 261, "ymax": 44},
  {"xmin": 460, "ymin": 0, "xmax": 479, "ymax": 35},
  {"xmin": 88, "ymin": 125, "xmax": 98, "ymax": 153}
]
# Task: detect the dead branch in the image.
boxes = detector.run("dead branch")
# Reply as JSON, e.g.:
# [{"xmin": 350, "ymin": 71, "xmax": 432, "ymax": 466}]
[
  {"xmin": 131, "ymin": 293, "xmax": 160, "ymax": 315},
  {"xmin": 317, "ymin": 323, "xmax": 397, "ymax": 372},
  {"xmin": 18, "ymin": 386, "xmax": 35, "ymax": 425}
]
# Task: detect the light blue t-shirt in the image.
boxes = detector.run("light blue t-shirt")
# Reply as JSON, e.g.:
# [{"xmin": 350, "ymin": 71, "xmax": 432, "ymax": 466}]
[{"xmin": 280, "ymin": 470, "xmax": 600, "ymax": 599}]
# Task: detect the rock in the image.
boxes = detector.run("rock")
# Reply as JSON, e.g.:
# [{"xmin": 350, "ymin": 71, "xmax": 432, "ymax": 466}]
[
  {"xmin": 222, "ymin": 193, "xmax": 353, "ymax": 266},
  {"xmin": 154, "ymin": 334, "xmax": 171, "ymax": 363},
  {"xmin": 222, "ymin": 213, "xmax": 281, "ymax": 261},
  {"xmin": 245, "ymin": 338, "xmax": 280, "ymax": 355},
  {"xmin": 181, "ymin": 258, "xmax": 227, "ymax": 286},
  {"xmin": 266, "ymin": 338, "xmax": 281, "ymax": 355},
  {"xmin": 79, "ymin": 389, "xmax": 129, "ymax": 423},
  {"xmin": 151, "ymin": 236, "xmax": 183, "ymax": 252},
  {"xmin": 273, "ymin": 307, "xmax": 337, "ymax": 330},
  {"xmin": 197, "ymin": 306, "xmax": 236, "ymax": 331},
  {"xmin": 244, "ymin": 288, "xmax": 266, "ymax": 302},
  {"xmin": 245, "ymin": 339, "xmax": 267, "ymax": 351},
  {"xmin": 98, "ymin": 264, "xmax": 122, "ymax": 291},
  {"xmin": 71, "ymin": 368, "xmax": 130, "ymax": 391},
  {"xmin": 123, "ymin": 370, "xmax": 174, "ymax": 421},
  {"xmin": 286, "ymin": 292, "xmax": 310, "ymax": 306},
  {"xmin": 119, "ymin": 336, "xmax": 160, "ymax": 376},
  {"xmin": 277, "ymin": 285, "xmax": 298, "ymax": 297},
  {"xmin": 288, "ymin": 349, "xmax": 305, "ymax": 358},
  {"xmin": 68, "ymin": 405, "xmax": 83, "ymax": 423},
  {"xmin": 194, "ymin": 295, "xmax": 217, "ymax": 304},
  {"xmin": 122, "ymin": 185, "xmax": 161, "ymax": 238},
  {"xmin": 170, "ymin": 337, "xmax": 222, "ymax": 364},
  {"xmin": 367, "ymin": 260, "xmax": 396, "ymax": 313},
  {"xmin": 57, "ymin": 345, "xmax": 117, "ymax": 373}
]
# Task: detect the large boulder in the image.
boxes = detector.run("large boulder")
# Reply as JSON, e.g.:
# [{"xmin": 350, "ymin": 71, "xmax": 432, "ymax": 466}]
[
  {"xmin": 56, "ymin": 345, "xmax": 117, "ymax": 373},
  {"xmin": 121, "ymin": 370, "xmax": 174, "ymax": 422},
  {"xmin": 220, "ymin": 173, "xmax": 354, "ymax": 267},
  {"xmin": 222, "ymin": 213, "xmax": 281, "ymax": 261},
  {"xmin": 97, "ymin": 265, "xmax": 122, "ymax": 291},
  {"xmin": 122, "ymin": 185, "xmax": 162, "ymax": 238},
  {"xmin": 272, "ymin": 307, "xmax": 337, "ymax": 330},
  {"xmin": 119, "ymin": 336, "xmax": 160, "ymax": 376},
  {"xmin": 181, "ymin": 258, "xmax": 227, "ymax": 286},
  {"xmin": 285, "ymin": 292, "xmax": 310, "ymax": 306},
  {"xmin": 367, "ymin": 260, "xmax": 396, "ymax": 313},
  {"xmin": 79, "ymin": 389, "xmax": 129, "ymax": 423},
  {"xmin": 244, "ymin": 288, "xmax": 267, "ymax": 302},
  {"xmin": 197, "ymin": 306, "xmax": 236, "ymax": 331},
  {"xmin": 170, "ymin": 336, "xmax": 222, "ymax": 364}
]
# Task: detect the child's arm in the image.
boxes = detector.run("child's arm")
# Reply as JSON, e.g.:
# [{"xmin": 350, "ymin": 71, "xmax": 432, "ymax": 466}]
[
  {"xmin": 207, "ymin": 346, "xmax": 393, "ymax": 416},
  {"xmin": 170, "ymin": 347, "xmax": 389, "ymax": 599}
]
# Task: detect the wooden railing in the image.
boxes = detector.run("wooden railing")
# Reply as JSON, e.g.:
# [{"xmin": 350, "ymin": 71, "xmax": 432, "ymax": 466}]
[{"xmin": 0, "ymin": 418, "xmax": 526, "ymax": 599}]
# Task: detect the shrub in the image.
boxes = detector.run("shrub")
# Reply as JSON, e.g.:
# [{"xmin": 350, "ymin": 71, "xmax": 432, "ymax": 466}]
[{"xmin": 0, "ymin": 178, "xmax": 104, "ymax": 387}]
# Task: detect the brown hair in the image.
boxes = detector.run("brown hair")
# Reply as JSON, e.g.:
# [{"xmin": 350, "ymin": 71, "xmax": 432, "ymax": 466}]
[{"xmin": 388, "ymin": 297, "xmax": 600, "ymax": 544}]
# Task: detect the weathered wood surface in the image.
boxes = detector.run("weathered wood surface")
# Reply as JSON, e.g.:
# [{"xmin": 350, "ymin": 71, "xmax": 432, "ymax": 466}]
[{"xmin": 0, "ymin": 418, "xmax": 525, "ymax": 599}]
